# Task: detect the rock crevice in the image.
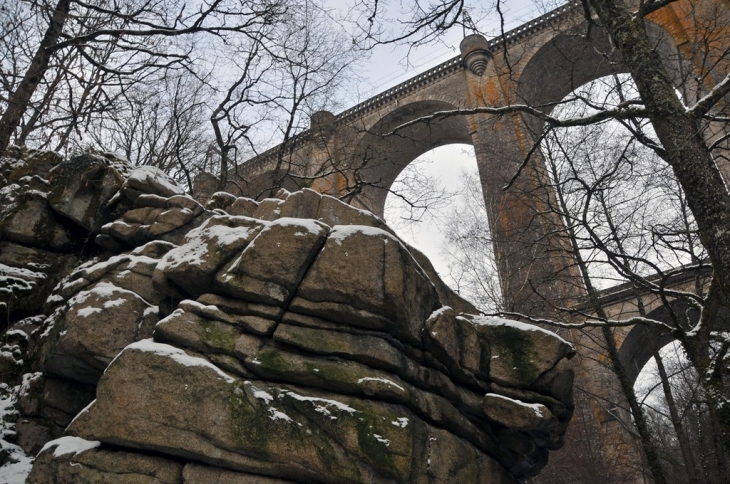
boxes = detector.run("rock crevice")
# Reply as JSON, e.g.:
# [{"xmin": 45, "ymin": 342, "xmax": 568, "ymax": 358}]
[{"xmin": 0, "ymin": 149, "xmax": 575, "ymax": 483}]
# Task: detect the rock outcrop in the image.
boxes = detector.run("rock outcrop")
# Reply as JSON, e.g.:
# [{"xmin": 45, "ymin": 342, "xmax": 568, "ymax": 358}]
[{"xmin": 0, "ymin": 148, "xmax": 575, "ymax": 483}]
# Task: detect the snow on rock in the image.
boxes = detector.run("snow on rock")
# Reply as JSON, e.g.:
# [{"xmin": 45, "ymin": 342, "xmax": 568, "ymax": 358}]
[
  {"xmin": 126, "ymin": 165, "xmax": 185, "ymax": 198},
  {"xmin": 0, "ymin": 441, "xmax": 33, "ymax": 484},
  {"xmin": 156, "ymin": 222, "xmax": 258, "ymax": 273},
  {"xmin": 484, "ymin": 393, "xmax": 545, "ymax": 418},
  {"xmin": 466, "ymin": 315, "xmax": 573, "ymax": 347},
  {"xmin": 357, "ymin": 377, "xmax": 406, "ymax": 392},
  {"xmin": 482, "ymin": 393, "xmax": 554, "ymax": 431},
  {"xmin": 0, "ymin": 154, "xmax": 574, "ymax": 483},
  {"xmin": 0, "ymin": 382, "xmax": 34, "ymax": 484},
  {"xmin": 40, "ymin": 436, "xmax": 101, "ymax": 458},
  {"xmin": 124, "ymin": 339, "xmax": 235, "ymax": 383},
  {"xmin": 329, "ymin": 225, "xmax": 399, "ymax": 246},
  {"xmin": 391, "ymin": 417, "xmax": 409, "ymax": 428},
  {"xmin": 280, "ymin": 390, "xmax": 359, "ymax": 415}
]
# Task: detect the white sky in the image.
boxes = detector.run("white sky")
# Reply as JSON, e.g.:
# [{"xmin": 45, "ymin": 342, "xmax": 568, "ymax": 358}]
[{"xmin": 383, "ymin": 145, "xmax": 477, "ymax": 279}]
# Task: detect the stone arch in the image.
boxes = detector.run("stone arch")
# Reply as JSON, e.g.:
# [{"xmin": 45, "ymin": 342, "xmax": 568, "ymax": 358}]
[
  {"xmin": 516, "ymin": 18, "xmax": 685, "ymax": 110},
  {"xmin": 516, "ymin": 25, "xmax": 622, "ymax": 108},
  {"xmin": 348, "ymin": 99, "xmax": 473, "ymax": 215},
  {"xmin": 618, "ymin": 300, "xmax": 730, "ymax": 385}
]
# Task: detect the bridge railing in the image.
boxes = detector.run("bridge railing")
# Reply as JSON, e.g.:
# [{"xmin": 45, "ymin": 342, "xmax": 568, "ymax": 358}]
[
  {"xmin": 335, "ymin": 1, "xmax": 581, "ymax": 125},
  {"xmin": 235, "ymin": 1, "xmax": 582, "ymax": 177}
]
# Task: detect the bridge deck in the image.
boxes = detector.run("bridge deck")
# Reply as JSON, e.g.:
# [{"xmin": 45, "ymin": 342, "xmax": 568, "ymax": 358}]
[{"xmin": 236, "ymin": 1, "xmax": 583, "ymax": 178}]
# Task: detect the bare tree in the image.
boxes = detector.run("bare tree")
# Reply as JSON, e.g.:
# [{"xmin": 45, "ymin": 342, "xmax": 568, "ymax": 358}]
[
  {"xmin": 439, "ymin": 169, "xmax": 503, "ymax": 312},
  {"xmin": 0, "ymin": 0, "xmax": 287, "ymax": 155},
  {"xmin": 84, "ymin": 71, "xmax": 211, "ymax": 191}
]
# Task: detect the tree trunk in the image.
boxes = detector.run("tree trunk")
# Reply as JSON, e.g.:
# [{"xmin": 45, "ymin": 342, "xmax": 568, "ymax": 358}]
[
  {"xmin": 589, "ymin": 0, "xmax": 730, "ymax": 451},
  {"xmin": 650, "ymin": 345, "xmax": 701, "ymax": 484},
  {"xmin": 0, "ymin": 0, "xmax": 71, "ymax": 154}
]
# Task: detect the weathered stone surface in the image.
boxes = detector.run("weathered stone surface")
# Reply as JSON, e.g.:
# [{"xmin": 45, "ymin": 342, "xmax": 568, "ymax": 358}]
[
  {"xmin": 28, "ymin": 438, "xmax": 183, "ymax": 484},
  {"xmin": 133, "ymin": 193, "xmax": 169, "ymax": 209},
  {"xmin": 124, "ymin": 206, "xmax": 164, "ymax": 225},
  {"xmin": 2, "ymin": 147, "xmax": 63, "ymax": 184},
  {"xmin": 0, "ymin": 347, "xmax": 23, "ymax": 380},
  {"xmin": 103, "ymin": 220, "xmax": 150, "ymax": 247},
  {"xmin": 0, "ymin": 150, "xmax": 574, "ymax": 483},
  {"xmin": 215, "ymin": 218, "xmax": 328, "ymax": 305},
  {"xmin": 166, "ymin": 195, "xmax": 204, "ymax": 215},
  {"xmin": 423, "ymin": 307, "xmax": 490, "ymax": 387},
  {"xmin": 316, "ymin": 193, "xmax": 392, "ymax": 232},
  {"xmin": 155, "ymin": 308, "xmax": 242, "ymax": 356},
  {"xmin": 0, "ymin": 190, "xmax": 78, "ymax": 251},
  {"xmin": 96, "ymin": 172, "xmax": 208, "ymax": 249},
  {"xmin": 0, "ymin": 243, "xmax": 78, "ymax": 329},
  {"xmin": 292, "ymin": 225, "xmax": 440, "ymax": 346},
  {"xmin": 273, "ymin": 322, "xmax": 411, "ymax": 374},
  {"xmin": 15, "ymin": 418, "xmax": 56, "ymax": 456},
  {"xmin": 183, "ymin": 463, "xmax": 295, "ymax": 483},
  {"xmin": 531, "ymin": 357, "xmax": 575, "ymax": 405},
  {"xmin": 69, "ymin": 341, "xmax": 516, "ymax": 484},
  {"xmin": 47, "ymin": 153, "xmax": 128, "ymax": 233},
  {"xmin": 179, "ymin": 299, "xmax": 278, "ymax": 335},
  {"xmin": 228, "ymin": 197, "xmax": 260, "ymax": 217},
  {"xmin": 461, "ymin": 315, "xmax": 575, "ymax": 388},
  {"xmin": 270, "ymin": 189, "xmax": 321, "ymax": 220},
  {"xmin": 482, "ymin": 393, "xmax": 557, "ymax": 432},
  {"xmin": 196, "ymin": 293, "xmax": 282, "ymax": 321},
  {"xmin": 205, "ymin": 191, "xmax": 238, "ymax": 212},
  {"xmin": 154, "ymin": 215, "xmax": 264, "ymax": 298},
  {"xmin": 41, "ymin": 282, "xmax": 159, "ymax": 385},
  {"xmin": 252, "ymin": 197, "xmax": 285, "ymax": 221},
  {"xmin": 154, "ymin": 208, "xmax": 195, "ymax": 231},
  {"xmin": 125, "ymin": 166, "xmax": 186, "ymax": 200}
]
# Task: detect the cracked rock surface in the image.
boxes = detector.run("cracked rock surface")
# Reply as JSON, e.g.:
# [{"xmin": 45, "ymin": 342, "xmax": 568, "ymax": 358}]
[{"xmin": 0, "ymin": 149, "xmax": 575, "ymax": 483}]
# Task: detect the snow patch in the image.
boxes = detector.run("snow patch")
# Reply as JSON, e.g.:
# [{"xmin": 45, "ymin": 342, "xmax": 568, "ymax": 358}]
[
  {"xmin": 76, "ymin": 307, "xmax": 102, "ymax": 318},
  {"xmin": 485, "ymin": 393, "xmax": 546, "ymax": 418},
  {"xmin": 245, "ymin": 383, "xmax": 294, "ymax": 423},
  {"xmin": 391, "ymin": 417, "xmax": 409, "ymax": 428},
  {"xmin": 102, "ymin": 298, "xmax": 126, "ymax": 309},
  {"xmin": 357, "ymin": 377, "xmax": 405, "ymax": 392},
  {"xmin": 143, "ymin": 306, "xmax": 159, "ymax": 317},
  {"xmin": 268, "ymin": 408, "xmax": 293, "ymax": 422},
  {"xmin": 40, "ymin": 436, "xmax": 101, "ymax": 457},
  {"xmin": 0, "ymin": 441, "xmax": 33, "ymax": 484},
  {"xmin": 126, "ymin": 339, "xmax": 234, "ymax": 383},
  {"xmin": 373, "ymin": 434, "xmax": 390, "ymax": 446},
  {"xmin": 281, "ymin": 390, "xmax": 358, "ymax": 415}
]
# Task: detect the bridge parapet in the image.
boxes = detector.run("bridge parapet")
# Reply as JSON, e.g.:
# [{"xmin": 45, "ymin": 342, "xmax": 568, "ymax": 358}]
[
  {"xmin": 234, "ymin": 1, "xmax": 584, "ymax": 179},
  {"xmin": 336, "ymin": 1, "xmax": 582, "ymax": 123}
]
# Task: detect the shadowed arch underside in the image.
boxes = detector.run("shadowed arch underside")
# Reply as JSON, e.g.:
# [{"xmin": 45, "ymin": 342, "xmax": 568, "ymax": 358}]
[{"xmin": 348, "ymin": 100, "xmax": 472, "ymax": 215}]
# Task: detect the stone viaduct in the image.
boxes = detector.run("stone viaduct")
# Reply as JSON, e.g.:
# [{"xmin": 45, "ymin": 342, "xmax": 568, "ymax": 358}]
[{"xmin": 194, "ymin": 0, "xmax": 730, "ymax": 477}]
